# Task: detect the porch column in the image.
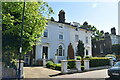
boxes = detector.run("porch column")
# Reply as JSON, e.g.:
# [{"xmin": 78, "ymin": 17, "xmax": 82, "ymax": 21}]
[{"xmin": 61, "ymin": 60, "xmax": 68, "ymax": 74}]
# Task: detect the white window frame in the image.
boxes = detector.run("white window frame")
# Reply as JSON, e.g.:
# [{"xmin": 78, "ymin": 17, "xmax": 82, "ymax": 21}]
[
  {"xmin": 75, "ymin": 35, "xmax": 79, "ymax": 42},
  {"xmin": 43, "ymin": 29, "xmax": 48, "ymax": 38},
  {"xmin": 86, "ymin": 37, "xmax": 89, "ymax": 43},
  {"xmin": 58, "ymin": 44, "xmax": 65, "ymax": 56}
]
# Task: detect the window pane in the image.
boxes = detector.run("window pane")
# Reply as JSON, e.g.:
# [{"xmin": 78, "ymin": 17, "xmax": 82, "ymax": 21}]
[
  {"xmin": 75, "ymin": 35, "xmax": 78, "ymax": 42},
  {"xmin": 59, "ymin": 35, "xmax": 63, "ymax": 39},
  {"xmin": 59, "ymin": 45, "xmax": 63, "ymax": 56},
  {"xmin": 44, "ymin": 30, "xmax": 48, "ymax": 37}
]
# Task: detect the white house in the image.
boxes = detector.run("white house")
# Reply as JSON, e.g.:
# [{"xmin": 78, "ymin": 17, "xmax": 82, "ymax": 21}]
[
  {"xmin": 24, "ymin": 10, "xmax": 92, "ymax": 65},
  {"xmin": 35, "ymin": 10, "xmax": 92, "ymax": 63}
]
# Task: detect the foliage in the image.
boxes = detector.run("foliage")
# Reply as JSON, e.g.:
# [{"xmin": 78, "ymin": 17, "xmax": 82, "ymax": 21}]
[
  {"xmin": 89, "ymin": 57, "xmax": 110, "ymax": 67},
  {"xmin": 2, "ymin": 1, "xmax": 54, "ymax": 67},
  {"xmin": 67, "ymin": 59, "xmax": 76, "ymax": 69},
  {"xmin": 46, "ymin": 61, "xmax": 54, "ymax": 68},
  {"xmin": 105, "ymin": 54, "xmax": 116, "ymax": 58},
  {"xmin": 46, "ymin": 61, "xmax": 61, "ymax": 71},
  {"xmin": 80, "ymin": 21, "xmax": 104, "ymax": 41},
  {"xmin": 55, "ymin": 64, "xmax": 61, "ymax": 71},
  {"xmin": 76, "ymin": 56, "xmax": 82, "ymax": 60},
  {"xmin": 112, "ymin": 44, "xmax": 120, "ymax": 55},
  {"xmin": 77, "ymin": 40, "xmax": 85, "ymax": 58}
]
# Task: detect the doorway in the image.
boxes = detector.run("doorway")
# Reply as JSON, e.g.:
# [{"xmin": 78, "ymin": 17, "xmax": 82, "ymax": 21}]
[{"xmin": 42, "ymin": 46, "xmax": 48, "ymax": 59}]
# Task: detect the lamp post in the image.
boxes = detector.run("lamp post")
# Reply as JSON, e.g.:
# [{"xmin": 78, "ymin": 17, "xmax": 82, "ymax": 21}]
[{"xmin": 18, "ymin": 0, "xmax": 25, "ymax": 80}]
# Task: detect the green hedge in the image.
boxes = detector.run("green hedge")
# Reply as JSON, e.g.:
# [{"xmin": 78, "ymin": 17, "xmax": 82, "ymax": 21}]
[
  {"xmin": 68, "ymin": 59, "xmax": 76, "ymax": 69},
  {"xmin": 89, "ymin": 57, "xmax": 110, "ymax": 67},
  {"xmin": 46, "ymin": 61, "xmax": 61, "ymax": 71}
]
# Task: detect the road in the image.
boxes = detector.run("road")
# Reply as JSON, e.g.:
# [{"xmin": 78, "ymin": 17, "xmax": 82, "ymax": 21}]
[
  {"xmin": 24, "ymin": 67, "xmax": 111, "ymax": 79},
  {"xmin": 52, "ymin": 69, "xmax": 110, "ymax": 78}
]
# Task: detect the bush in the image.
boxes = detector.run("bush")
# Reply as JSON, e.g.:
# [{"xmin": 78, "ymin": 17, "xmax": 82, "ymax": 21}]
[
  {"xmin": 46, "ymin": 61, "xmax": 62, "ymax": 71},
  {"xmin": 84, "ymin": 55, "xmax": 92, "ymax": 59},
  {"xmin": 46, "ymin": 61, "xmax": 54, "ymax": 68},
  {"xmin": 68, "ymin": 59, "xmax": 76, "ymax": 69},
  {"xmin": 55, "ymin": 64, "xmax": 61, "ymax": 71},
  {"xmin": 76, "ymin": 56, "xmax": 82, "ymax": 60},
  {"xmin": 89, "ymin": 57, "xmax": 110, "ymax": 67},
  {"xmin": 81, "ymin": 66, "xmax": 84, "ymax": 71}
]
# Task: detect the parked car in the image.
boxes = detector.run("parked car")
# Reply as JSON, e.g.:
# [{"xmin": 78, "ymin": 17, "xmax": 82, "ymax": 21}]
[
  {"xmin": 108, "ymin": 61, "xmax": 120, "ymax": 78},
  {"xmin": 105, "ymin": 54, "xmax": 117, "ymax": 62}
]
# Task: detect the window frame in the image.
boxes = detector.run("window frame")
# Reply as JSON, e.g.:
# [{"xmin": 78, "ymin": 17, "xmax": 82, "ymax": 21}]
[{"xmin": 43, "ymin": 29, "xmax": 48, "ymax": 38}]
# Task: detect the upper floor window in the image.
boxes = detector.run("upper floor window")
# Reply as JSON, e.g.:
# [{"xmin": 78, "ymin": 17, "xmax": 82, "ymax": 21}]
[
  {"xmin": 59, "ymin": 32, "xmax": 63, "ymax": 40},
  {"xmin": 86, "ymin": 37, "xmax": 88, "ymax": 43},
  {"xmin": 43, "ymin": 30, "xmax": 48, "ymax": 38},
  {"xmin": 75, "ymin": 35, "xmax": 79, "ymax": 42}
]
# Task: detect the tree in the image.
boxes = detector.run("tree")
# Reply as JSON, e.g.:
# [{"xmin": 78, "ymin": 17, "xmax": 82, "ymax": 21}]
[
  {"xmin": 77, "ymin": 40, "xmax": 85, "ymax": 58},
  {"xmin": 2, "ymin": 1, "xmax": 54, "ymax": 67},
  {"xmin": 81, "ymin": 21, "xmax": 104, "ymax": 41},
  {"xmin": 112, "ymin": 44, "xmax": 120, "ymax": 55}
]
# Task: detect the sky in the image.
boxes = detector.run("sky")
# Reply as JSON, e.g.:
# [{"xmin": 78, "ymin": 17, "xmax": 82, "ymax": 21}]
[{"xmin": 46, "ymin": 1, "xmax": 118, "ymax": 34}]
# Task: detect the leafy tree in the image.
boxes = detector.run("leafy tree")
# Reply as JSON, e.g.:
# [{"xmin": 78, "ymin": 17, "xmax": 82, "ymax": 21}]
[
  {"xmin": 81, "ymin": 21, "xmax": 104, "ymax": 41},
  {"xmin": 112, "ymin": 44, "xmax": 120, "ymax": 55},
  {"xmin": 2, "ymin": 1, "xmax": 54, "ymax": 67},
  {"xmin": 77, "ymin": 40, "xmax": 85, "ymax": 58}
]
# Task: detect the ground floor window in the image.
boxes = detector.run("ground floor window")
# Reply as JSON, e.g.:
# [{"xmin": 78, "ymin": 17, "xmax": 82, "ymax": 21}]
[{"xmin": 58, "ymin": 44, "xmax": 64, "ymax": 56}]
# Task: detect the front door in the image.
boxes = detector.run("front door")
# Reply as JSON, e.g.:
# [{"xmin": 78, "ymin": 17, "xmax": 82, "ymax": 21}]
[{"xmin": 42, "ymin": 46, "xmax": 48, "ymax": 59}]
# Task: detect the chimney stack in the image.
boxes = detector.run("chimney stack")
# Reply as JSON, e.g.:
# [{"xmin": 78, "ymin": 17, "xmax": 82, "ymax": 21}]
[
  {"xmin": 58, "ymin": 10, "xmax": 65, "ymax": 23},
  {"xmin": 111, "ymin": 27, "xmax": 116, "ymax": 35}
]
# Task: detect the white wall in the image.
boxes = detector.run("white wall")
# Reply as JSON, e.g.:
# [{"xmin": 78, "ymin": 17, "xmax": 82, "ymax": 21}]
[{"xmin": 36, "ymin": 21, "xmax": 92, "ymax": 61}]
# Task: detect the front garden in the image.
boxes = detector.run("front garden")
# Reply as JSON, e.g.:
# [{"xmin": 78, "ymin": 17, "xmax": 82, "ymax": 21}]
[{"xmin": 45, "ymin": 56, "xmax": 112, "ymax": 72}]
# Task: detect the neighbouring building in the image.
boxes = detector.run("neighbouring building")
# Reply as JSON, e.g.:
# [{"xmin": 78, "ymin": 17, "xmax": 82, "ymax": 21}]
[
  {"xmin": 24, "ymin": 10, "xmax": 92, "ymax": 65},
  {"xmin": 92, "ymin": 27, "xmax": 120, "ymax": 56}
]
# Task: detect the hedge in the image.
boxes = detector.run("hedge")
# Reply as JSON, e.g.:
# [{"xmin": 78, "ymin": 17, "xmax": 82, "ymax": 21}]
[
  {"xmin": 46, "ymin": 61, "xmax": 61, "ymax": 71},
  {"xmin": 89, "ymin": 57, "xmax": 110, "ymax": 67}
]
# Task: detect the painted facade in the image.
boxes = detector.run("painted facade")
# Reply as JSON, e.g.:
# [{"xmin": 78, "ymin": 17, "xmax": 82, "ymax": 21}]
[{"xmin": 35, "ymin": 21, "xmax": 92, "ymax": 62}]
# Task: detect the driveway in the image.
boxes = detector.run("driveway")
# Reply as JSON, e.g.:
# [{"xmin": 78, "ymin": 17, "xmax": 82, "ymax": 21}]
[{"xmin": 23, "ymin": 67, "xmax": 60, "ymax": 78}]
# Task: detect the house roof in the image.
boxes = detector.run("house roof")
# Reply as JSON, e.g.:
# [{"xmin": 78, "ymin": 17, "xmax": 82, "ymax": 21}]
[{"xmin": 49, "ymin": 20, "xmax": 93, "ymax": 32}]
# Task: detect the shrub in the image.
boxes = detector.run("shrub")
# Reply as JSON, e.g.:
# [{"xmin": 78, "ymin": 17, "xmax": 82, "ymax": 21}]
[
  {"xmin": 76, "ymin": 56, "xmax": 82, "ymax": 60},
  {"xmin": 81, "ymin": 66, "xmax": 84, "ymax": 71},
  {"xmin": 84, "ymin": 55, "xmax": 92, "ymax": 59},
  {"xmin": 68, "ymin": 59, "xmax": 76, "ymax": 69},
  {"xmin": 46, "ymin": 61, "xmax": 54, "ymax": 68},
  {"xmin": 89, "ymin": 57, "xmax": 110, "ymax": 67},
  {"xmin": 55, "ymin": 64, "xmax": 61, "ymax": 71}
]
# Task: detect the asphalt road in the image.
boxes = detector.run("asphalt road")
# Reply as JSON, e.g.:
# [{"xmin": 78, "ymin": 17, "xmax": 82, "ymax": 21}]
[
  {"xmin": 24, "ymin": 67, "xmax": 117, "ymax": 80},
  {"xmin": 52, "ymin": 69, "xmax": 110, "ymax": 78}
]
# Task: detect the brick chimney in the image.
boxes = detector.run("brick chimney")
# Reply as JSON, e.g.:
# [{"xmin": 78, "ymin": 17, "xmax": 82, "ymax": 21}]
[
  {"xmin": 111, "ymin": 27, "xmax": 116, "ymax": 35},
  {"xmin": 58, "ymin": 10, "xmax": 65, "ymax": 23}
]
